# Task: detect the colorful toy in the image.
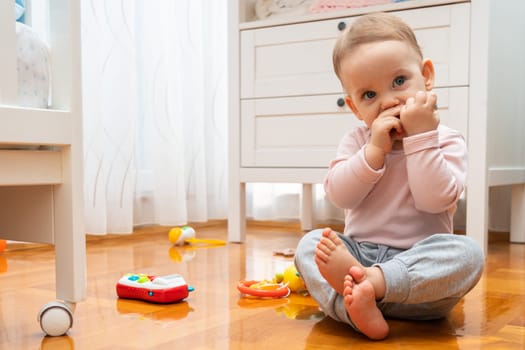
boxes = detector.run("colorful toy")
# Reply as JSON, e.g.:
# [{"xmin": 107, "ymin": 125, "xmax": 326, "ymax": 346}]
[
  {"xmin": 237, "ymin": 264, "xmax": 307, "ymax": 298},
  {"xmin": 116, "ymin": 273, "xmax": 194, "ymax": 304},
  {"xmin": 168, "ymin": 226, "xmax": 226, "ymax": 247}
]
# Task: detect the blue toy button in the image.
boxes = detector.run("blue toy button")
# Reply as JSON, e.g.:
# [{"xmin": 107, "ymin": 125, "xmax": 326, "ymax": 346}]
[{"xmin": 148, "ymin": 291, "xmax": 154, "ymax": 297}]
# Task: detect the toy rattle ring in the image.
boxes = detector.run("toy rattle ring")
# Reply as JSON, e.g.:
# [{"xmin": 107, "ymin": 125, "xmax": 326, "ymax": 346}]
[{"xmin": 237, "ymin": 280, "xmax": 290, "ymax": 298}]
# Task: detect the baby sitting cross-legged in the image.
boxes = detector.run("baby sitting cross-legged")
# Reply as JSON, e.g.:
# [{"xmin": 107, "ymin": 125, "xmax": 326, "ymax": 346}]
[{"xmin": 294, "ymin": 12, "xmax": 484, "ymax": 340}]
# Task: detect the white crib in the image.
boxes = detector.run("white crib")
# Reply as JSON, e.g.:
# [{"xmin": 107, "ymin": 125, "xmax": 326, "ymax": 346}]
[{"xmin": 0, "ymin": 0, "xmax": 85, "ymax": 336}]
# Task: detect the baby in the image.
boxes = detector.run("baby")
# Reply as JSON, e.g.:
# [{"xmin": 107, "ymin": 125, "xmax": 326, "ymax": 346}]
[{"xmin": 294, "ymin": 12, "xmax": 484, "ymax": 340}]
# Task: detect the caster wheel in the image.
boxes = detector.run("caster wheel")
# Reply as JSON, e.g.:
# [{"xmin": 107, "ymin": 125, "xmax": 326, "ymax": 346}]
[{"xmin": 37, "ymin": 301, "xmax": 73, "ymax": 336}]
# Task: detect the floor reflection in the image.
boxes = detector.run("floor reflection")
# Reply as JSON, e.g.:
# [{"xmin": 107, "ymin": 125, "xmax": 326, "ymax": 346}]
[
  {"xmin": 40, "ymin": 335, "xmax": 75, "ymax": 350},
  {"xmin": 237, "ymin": 293, "xmax": 324, "ymax": 321},
  {"xmin": 116, "ymin": 298, "xmax": 194, "ymax": 322}
]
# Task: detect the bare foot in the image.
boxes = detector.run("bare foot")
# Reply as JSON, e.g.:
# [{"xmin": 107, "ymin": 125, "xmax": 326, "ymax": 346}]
[
  {"xmin": 314, "ymin": 228, "xmax": 363, "ymax": 295},
  {"xmin": 344, "ymin": 266, "xmax": 389, "ymax": 340}
]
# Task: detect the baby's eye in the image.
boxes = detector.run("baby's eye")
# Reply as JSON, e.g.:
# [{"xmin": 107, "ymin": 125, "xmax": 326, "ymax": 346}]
[
  {"xmin": 363, "ymin": 91, "xmax": 376, "ymax": 100},
  {"xmin": 393, "ymin": 76, "xmax": 406, "ymax": 87}
]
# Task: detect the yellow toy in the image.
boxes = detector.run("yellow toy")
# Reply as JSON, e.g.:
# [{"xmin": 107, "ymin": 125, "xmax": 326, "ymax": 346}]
[
  {"xmin": 277, "ymin": 265, "xmax": 306, "ymax": 293},
  {"xmin": 168, "ymin": 226, "xmax": 226, "ymax": 247}
]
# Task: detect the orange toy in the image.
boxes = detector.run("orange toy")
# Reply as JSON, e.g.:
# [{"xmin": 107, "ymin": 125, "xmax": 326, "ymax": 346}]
[
  {"xmin": 237, "ymin": 265, "xmax": 307, "ymax": 299},
  {"xmin": 237, "ymin": 280, "xmax": 291, "ymax": 298}
]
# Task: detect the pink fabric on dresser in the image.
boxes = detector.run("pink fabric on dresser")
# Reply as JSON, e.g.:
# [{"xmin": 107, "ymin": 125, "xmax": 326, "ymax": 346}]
[{"xmin": 310, "ymin": 0, "xmax": 392, "ymax": 13}]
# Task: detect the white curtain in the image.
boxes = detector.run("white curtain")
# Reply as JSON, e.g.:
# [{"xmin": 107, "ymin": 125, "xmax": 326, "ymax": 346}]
[
  {"xmin": 79, "ymin": 0, "xmax": 509, "ymax": 235},
  {"xmin": 81, "ymin": 0, "xmax": 228, "ymax": 234},
  {"xmin": 245, "ymin": 183, "xmax": 344, "ymax": 223}
]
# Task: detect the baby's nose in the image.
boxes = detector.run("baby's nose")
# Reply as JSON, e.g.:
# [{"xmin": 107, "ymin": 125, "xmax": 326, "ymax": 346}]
[{"xmin": 380, "ymin": 96, "xmax": 401, "ymax": 112}]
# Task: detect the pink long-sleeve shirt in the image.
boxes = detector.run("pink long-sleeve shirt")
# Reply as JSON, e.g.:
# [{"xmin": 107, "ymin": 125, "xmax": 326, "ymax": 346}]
[{"xmin": 324, "ymin": 124, "xmax": 467, "ymax": 249}]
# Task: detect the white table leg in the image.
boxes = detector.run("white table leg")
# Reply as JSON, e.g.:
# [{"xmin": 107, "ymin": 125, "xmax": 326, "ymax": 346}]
[
  {"xmin": 228, "ymin": 182, "xmax": 246, "ymax": 242},
  {"xmin": 510, "ymin": 183, "xmax": 525, "ymax": 243},
  {"xmin": 300, "ymin": 184, "xmax": 314, "ymax": 231}
]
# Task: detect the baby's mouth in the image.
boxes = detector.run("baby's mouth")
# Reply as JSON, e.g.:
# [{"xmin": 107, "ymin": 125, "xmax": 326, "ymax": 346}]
[{"xmin": 389, "ymin": 126, "xmax": 399, "ymax": 137}]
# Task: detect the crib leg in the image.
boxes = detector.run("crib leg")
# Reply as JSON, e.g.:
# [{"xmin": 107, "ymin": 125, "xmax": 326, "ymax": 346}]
[{"xmin": 510, "ymin": 184, "xmax": 525, "ymax": 243}]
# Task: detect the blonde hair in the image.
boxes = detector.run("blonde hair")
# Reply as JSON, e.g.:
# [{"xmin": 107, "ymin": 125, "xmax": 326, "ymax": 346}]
[{"xmin": 333, "ymin": 12, "xmax": 422, "ymax": 81}]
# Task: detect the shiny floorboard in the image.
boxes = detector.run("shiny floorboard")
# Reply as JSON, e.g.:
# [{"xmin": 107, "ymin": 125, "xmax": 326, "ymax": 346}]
[{"xmin": 0, "ymin": 221, "xmax": 524, "ymax": 349}]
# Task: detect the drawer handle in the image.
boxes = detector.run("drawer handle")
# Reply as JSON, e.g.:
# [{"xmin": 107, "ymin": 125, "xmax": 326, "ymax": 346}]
[
  {"xmin": 337, "ymin": 97, "xmax": 346, "ymax": 107},
  {"xmin": 337, "ymin": 22, "xmax": 346, "ymax": 31}
]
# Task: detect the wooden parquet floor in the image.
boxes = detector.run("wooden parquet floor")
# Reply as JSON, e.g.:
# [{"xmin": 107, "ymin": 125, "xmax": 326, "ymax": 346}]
[{"xmin": 0, "ymin": 221, "xmax": 524, "ymax": 349}]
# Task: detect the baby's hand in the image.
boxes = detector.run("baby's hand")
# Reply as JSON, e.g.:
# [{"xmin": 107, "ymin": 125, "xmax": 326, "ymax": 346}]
[
  {"xmin": 400, "ymin": 91, "xmax": 439, "ymax": 136},
  {"xmin": 369, "ymin": 106, "xmax": 405, "ymax": 154}
]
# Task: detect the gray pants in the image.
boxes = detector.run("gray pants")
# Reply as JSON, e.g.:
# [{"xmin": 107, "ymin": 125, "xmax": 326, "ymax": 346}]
[{"xmin": 294, "ymin": 229, "xmax": 484, "ymax": 331}]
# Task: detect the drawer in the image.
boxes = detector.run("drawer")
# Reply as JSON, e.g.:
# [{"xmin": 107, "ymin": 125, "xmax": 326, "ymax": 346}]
[
  {"xmin": 241, "ymin": 2, "xmax": 470, "ymax": 99},
  {"xmin": 241, "ymin": 94, "xmax": 355, "ymax": 167},
  {"xmin": 240, "ymin": 87, "xmax": 467, "ymax": 168},
  {"xmin": 0, "ymin": 149, "xmax": 62, "ymax": 185}
]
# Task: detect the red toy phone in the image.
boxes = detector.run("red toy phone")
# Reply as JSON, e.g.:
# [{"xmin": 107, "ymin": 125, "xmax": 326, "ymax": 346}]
[{"xmin": 116, "ymin": 273, "xmax": 193, "ymax": 304}]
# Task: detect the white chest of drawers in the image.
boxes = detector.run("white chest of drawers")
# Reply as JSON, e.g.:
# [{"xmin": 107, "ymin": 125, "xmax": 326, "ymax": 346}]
[{"xmin": 228, "ymin": 0, "xmax": 525, "ymax": 253}]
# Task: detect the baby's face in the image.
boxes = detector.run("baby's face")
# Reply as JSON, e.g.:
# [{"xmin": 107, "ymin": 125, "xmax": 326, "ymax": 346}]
[{"xmin": 340, "ymin": 40, "xmax": 432, "ymax": 128}]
